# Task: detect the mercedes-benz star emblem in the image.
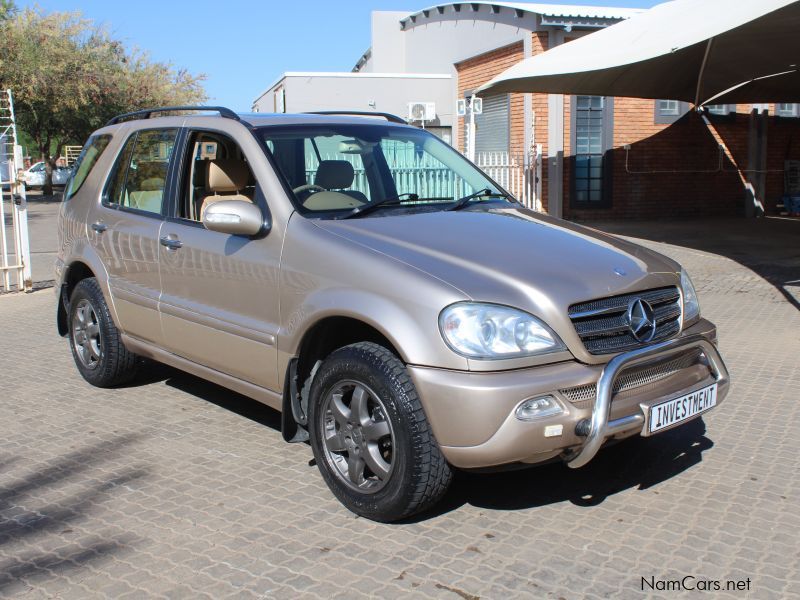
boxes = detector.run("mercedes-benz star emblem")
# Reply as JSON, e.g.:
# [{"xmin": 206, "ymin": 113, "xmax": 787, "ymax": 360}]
[{"xmin": 627, "ymin": 298, "xmax": 657, "ymax": 342}]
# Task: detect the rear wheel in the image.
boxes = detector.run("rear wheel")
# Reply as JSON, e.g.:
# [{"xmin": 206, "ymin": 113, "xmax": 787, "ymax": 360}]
[
  {"xmin": 68, "ymin": 277, "xmax": 139, "ymax": 387},
  {"xmin": 308, "ymin": 342, "xmax": 452, "ymax": 522}
]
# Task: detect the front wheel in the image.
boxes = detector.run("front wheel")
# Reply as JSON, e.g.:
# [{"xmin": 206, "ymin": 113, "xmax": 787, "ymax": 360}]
[{"xmin": 308, "ymin": 342, "xmax": 452, "ymax": 522}]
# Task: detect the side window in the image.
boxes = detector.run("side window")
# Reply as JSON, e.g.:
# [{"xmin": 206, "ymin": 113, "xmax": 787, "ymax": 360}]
[
  {"xmin": 177, "ymin": 131, "xmax": 257, "ymax": 222},
  {"xmin": 105, "ymin": 129, "xmax": 178, "ymax": 214},
  {"xmin": 65, "ymin": 135, "xmax": 112, "ymax": 200}
]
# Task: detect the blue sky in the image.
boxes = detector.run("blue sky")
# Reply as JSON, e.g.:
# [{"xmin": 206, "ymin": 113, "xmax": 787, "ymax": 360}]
[{"xmin": 24, "ymin": 0, "xmax": 660, "ymax": 111}]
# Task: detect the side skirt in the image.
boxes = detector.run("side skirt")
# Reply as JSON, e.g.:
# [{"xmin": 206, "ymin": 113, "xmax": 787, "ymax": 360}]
[{"xmin": 121, "ymin": 334, "xmax": 283, "ymax": 412}]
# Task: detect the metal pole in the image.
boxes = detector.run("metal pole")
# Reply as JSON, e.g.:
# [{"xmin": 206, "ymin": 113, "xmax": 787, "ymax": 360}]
[
  {"xmin": 0, "ymin": 181, "xmax": 9, "ymax": 290},
  {"xmin": 693, "ymin": 38, "xmax": 714, "ymax": 107},
  {"xmin": 8, "ymin": 91, "xmax": 31, "ymax": 291},
  {"xmin": 468, "ymin": 94, "xmax": 477, "ymax": 162}
]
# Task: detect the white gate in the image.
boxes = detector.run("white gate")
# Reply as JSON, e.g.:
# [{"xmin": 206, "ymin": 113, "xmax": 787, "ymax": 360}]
[
  {"xmin": 0, "ymin": 89, "xmax": 32, "ymax": 292},
  {"xmin": 474, "ymin": 146, "xmax": 542, "ymax": 211}
]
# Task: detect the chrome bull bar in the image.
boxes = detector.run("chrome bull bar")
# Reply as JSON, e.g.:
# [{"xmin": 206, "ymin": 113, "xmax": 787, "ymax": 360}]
[{"xmin": 565, "ymin": 334, "xmax": 730, "ymax": 469}]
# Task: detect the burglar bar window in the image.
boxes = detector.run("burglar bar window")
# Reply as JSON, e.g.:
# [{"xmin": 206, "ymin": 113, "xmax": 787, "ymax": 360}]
[
  {"xmin": 574, "ymin": 96, "xmax": 605, "ymax": 205},
  {"xmin": 776, "ymin": 103, "xmax": 799, "ymax": 117}
]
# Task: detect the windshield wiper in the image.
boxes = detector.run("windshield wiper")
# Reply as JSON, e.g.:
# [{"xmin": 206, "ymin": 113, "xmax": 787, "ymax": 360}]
[
  {"xmin": 446, "ymin": 188, "xmax": 512, "ymax": 211},
  {"xmin": 338, "ymin": 193, "xmax": 419, "ymax": 219}
]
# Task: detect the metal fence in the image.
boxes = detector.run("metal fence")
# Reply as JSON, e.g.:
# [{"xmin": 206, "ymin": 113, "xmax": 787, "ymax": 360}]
[
  {"xmin": 474, "ymin": 147, "xmax": 542, "ymax": 211},
  {"xmin": 304, "ymin": 144, "xmax": 543, "ymax": 211},
  {"xmin": 0, "ymin": 90, "xmax": 32, "ymax": 293}
]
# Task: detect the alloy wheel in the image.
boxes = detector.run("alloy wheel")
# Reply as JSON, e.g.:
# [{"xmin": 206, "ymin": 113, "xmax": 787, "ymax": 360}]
[
  {"xmin": 319, "ymin": 380, "xmax": 395, "ymax": 493},
  {"xmin": 72, "ymin": 298, "xmax": 102, "ymax": 369}
]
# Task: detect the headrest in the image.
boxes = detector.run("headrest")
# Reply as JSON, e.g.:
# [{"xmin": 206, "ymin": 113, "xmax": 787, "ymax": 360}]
[
  {"xmin": 315, "ymin": 160, "xmax": 354, "ymax": 190},
  {"xmin": 140, "ymin": 177, "xmax": 164, "ymax": 191},
  {"xmin": 207, "ymin": 158, "xmax": 249, "ymax": 192},
  {"xmin": 193, "ymin": 160, "xmax": 209, "ymax": 187}
]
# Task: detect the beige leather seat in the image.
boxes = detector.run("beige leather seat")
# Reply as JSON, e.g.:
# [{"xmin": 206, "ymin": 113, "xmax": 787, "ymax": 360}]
[
  {"xmin": 200, "ymin": 158, "xmax": 253, "ymax": 219},
  {"xmin": 129, "ymin": 177, "xmax": 164, "ymax": 213},
  {"xmin": 303, "ymin": 160, "xmax": 369, "ymax": 209}
]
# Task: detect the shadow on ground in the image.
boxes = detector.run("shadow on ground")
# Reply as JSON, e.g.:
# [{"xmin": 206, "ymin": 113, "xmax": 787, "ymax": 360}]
[
  {"xmin": 118, "ymin": 361, "xmax": 712, "ymax": 522},
  {"xmin": 130, "ymin": 361, "xmax": 283, "ymax": 433},
  {"xmin": 403, "ymin": 418, "xmax": 712, "ymax": 522},
  {"xmin": 591, "ymin": 217, "xmax": 800, "ymax": 311},
  {"xmin": 0, "ymin": 434, "xmax": 147, "ymax": 591}
]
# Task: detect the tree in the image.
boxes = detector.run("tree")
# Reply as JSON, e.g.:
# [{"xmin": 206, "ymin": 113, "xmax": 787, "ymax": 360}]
[
  {"xmin": 0, "ymin": 1, "xmax": 16, "ymax": 20},
  {"xmin": 0, "ymin": 9, "xmax": 206, "ymax": 194}
]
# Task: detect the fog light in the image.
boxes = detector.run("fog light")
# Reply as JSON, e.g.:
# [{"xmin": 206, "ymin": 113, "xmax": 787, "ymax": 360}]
[{"xmin": 515, "ymin": 395, "xmax": 563, "ymax": 421}]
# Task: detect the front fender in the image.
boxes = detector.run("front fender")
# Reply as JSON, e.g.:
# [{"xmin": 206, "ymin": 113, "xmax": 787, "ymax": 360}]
[{"xmin": 280, "ymin": 286, "xmax": 468, "ymax": 371}]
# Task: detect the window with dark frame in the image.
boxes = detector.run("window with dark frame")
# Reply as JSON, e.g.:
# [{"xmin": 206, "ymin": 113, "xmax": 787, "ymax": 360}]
[
  {"xmin": 658, "ymin": 100, "xmax": 680, "ymax": 116},
  {"xmin": 706, "ymin": 104, "xmax": 734, "ymax": 116},
  {"xmin": 572, "ymin": 95, "xmax": 610, "ymax": 207},
  {"xmin": 776, "ymin": 103, "xmax": 799, "ymax": 117},
  {"xmin": 654, "ymin": 99, "xmax": 690, "ymax": 124}
]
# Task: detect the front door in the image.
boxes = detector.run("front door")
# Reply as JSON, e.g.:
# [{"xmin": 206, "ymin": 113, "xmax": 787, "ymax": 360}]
[
  {"xmin": 92, "ymin": 128, "xmax": 179, "ymax": 345},
  {"xmin": 157, "ymin": 128, "xmax": 281, "ymax": 391}
]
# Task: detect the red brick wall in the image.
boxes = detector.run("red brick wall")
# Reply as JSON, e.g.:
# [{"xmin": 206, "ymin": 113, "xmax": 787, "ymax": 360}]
[
  {"xmin": 562, "ymin": 103, "xmax": 800, "ymax": 219},
  {"xmin": 455, "ymin": 35, "xmax": 800, "ymax": 220},
  {"xmin": 455, "ymin": 42, "xmax": 525, "ymax": 154},
  {"xmin": 764, "ymin": 114, "xmax": 800, "ymax": 212}
]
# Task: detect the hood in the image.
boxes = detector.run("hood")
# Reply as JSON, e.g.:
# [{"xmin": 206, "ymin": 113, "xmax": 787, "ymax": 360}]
[{"xmin": 313, "ymin": 206, "xmax": 680, "ymax": 320}]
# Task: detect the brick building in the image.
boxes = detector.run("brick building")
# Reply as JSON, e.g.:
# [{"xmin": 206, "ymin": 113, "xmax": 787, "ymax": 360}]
[{"xmin": 255, "ymin": 2, "xmax": 800, "ymax": 219}]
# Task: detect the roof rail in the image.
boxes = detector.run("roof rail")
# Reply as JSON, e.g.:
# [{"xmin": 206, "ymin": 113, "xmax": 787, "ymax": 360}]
[
  {"xmin": 305, "ymin": 111, "xmax": 407, "ymax": 124},
  {"xmin": 105, "ymin": 106, "xmax": 240, "ymax": 127}
]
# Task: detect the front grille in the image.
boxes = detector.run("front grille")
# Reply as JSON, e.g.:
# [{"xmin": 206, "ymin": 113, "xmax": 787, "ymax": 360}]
[
  {"xmin": 568, "ymin": 286, "xmax": 682, "ymax": 355},
  {"xmin": 560, "ymin": 348, "xmax": 703, "ymax": 406}
]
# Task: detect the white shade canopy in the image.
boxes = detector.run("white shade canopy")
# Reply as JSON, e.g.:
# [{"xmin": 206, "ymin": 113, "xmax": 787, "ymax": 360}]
[{"xmin": 478, "ymin": 0, "xmax": 800, "ymax": 105}]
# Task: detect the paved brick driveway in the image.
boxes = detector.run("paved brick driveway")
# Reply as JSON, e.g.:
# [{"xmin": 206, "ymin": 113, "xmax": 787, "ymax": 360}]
[{"xmin": 1, "ymin": 221, "xmax": 798, "ymax": 599}]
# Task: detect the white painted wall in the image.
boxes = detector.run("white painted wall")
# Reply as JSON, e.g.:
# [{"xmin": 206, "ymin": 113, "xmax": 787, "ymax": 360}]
[
  {"xmin": 369, "ymin": 11, "xmax": 409, "ymax": 73},
  {"xmin": 252, "ymin": 74, "xmax": 454, "ymax": 126},
  {"xmin": 399, "ymin": 7, "xmax": 537, "ymax": 74}
]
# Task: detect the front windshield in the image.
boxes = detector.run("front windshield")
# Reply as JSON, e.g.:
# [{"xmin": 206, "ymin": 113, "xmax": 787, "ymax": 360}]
[{"xmin": 258, "ymin": 124, "xmax": 512, "ymax": 216}]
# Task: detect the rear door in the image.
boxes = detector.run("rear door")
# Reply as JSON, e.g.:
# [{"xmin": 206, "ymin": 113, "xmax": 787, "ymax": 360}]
[
  {"xmin": 156, "ymin": 127, "xmax": 281, "ymax": 391},
  {"xmin": 91, "ymin": 128, "xmax": 178, "ymax": 345}
]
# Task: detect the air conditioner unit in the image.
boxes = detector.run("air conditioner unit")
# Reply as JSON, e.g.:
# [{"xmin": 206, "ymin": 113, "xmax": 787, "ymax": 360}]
[{"xmin": 408, "ymin": 102, "xmax": 436, "ymax": 122}]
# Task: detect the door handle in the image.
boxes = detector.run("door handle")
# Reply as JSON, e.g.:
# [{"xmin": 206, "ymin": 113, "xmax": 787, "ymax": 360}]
[
  {"xmin": 91, "ymin": 222, "xmax": 108, "ymax": 233},
  {"xmin": 159, "ymin": 236, "xmax": 183, "ymax": 250}
]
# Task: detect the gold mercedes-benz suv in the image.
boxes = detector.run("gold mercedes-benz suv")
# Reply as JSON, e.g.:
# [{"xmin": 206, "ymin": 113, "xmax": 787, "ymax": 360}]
[{"xmin": 56, "ymin": 106, "xmax": 730, "ymax": 522}]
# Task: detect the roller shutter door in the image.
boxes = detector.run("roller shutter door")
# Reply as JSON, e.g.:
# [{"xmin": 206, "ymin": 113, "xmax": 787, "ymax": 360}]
[{"xmin": 474, "ymin": 94, "xmax": 510, "ymax": 154}]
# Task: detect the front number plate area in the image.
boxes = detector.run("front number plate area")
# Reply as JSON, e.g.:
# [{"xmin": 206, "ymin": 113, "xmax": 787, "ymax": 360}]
[{"xmin": 644, "ymin": 382, "xmax": 717, "ymax": 436}]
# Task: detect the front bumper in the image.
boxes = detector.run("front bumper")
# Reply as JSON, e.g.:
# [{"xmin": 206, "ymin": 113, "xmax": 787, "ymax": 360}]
[{"xmin": 408, "ymin": 319, "xmax": 730, "ymax": 469}]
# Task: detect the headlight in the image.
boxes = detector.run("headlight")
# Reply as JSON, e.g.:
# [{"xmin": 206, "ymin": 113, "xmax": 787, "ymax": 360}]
[
  {"xmin": 439, "ymin": 302, "xmax": 565, "ymax": 359},
  {"xmin": 681, "ymin": 270, "xmax": 701, "ymax": 325}
]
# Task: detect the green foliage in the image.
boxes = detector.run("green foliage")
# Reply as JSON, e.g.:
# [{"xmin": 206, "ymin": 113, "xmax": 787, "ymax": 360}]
[
  {"xmin": 0, "ymin": 8, "xmax": 206, "ymax": 191},
  {"xmin": 0, "ymin": 1, "xmax": 17, "ymax": 21}
]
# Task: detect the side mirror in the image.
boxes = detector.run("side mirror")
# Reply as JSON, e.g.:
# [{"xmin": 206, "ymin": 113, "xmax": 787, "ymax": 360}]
[{"xmin": 202, "ymin": 200, "xmax": 266, "ymax": 237}]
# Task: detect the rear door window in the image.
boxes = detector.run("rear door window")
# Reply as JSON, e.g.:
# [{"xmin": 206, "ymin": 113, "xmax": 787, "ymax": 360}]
[{"xmin": 104, "ymin": 129, "xmax": 178, "ymax": 215}]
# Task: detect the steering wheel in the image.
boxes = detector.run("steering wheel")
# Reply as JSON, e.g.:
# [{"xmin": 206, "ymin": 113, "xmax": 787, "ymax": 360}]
[{"xmin": 293, "ymin": 184, "xmax": 326, "ymax": 194}]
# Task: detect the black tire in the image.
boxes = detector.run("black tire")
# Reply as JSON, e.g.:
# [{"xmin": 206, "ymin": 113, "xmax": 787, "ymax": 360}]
[
  {"xmin": 68, "ymin": 277, "xmax": 139, "ymax": 387},
  {"xmin": 308, "ymin": 342, "xmax": 452, "ymax": 522}
]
